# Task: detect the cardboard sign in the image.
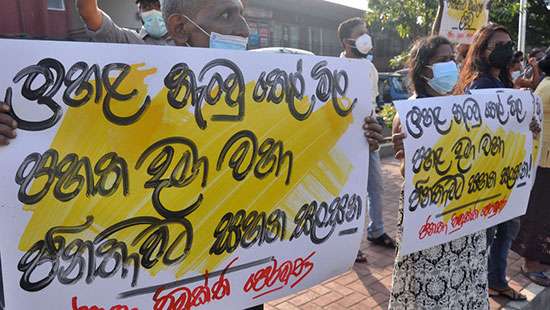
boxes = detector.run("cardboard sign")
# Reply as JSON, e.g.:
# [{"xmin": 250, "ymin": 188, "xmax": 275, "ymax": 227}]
[
  {"xmin": 395, "ymin": 90, "xmax": 543, "ymax": 256},
  {"xmin": 439, "ymin": 0, "xmax": 490, "ymax": 44},
  {"xmin": 0, "ymin": 39, "xmax": 374, "ymax": 309}
]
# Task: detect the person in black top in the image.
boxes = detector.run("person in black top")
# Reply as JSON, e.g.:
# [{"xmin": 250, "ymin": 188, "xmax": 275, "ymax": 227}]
[{"xmin": 455, "ymin": 23, "xmax": 525, "ymax": 301}]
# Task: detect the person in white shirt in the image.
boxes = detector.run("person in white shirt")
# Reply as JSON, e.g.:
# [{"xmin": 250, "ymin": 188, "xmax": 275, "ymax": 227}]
[{"xmin": 338, "ymin": 17, "xmax": 396, "ymax": 264}]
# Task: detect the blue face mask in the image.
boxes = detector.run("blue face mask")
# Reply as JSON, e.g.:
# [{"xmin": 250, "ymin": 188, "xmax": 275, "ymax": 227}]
[
  {"xmin": 425, "ymin": 61, "xmax": 459, "ymax": 95},
  {"xmin": 209, "ymin": 32, "xmax": 248, "ymax": 50},
  {"xmin": 183, "ymin": 15, "xmax": 248, "ymax": 50},
  {"xmin": 141, "ymin": 10, "xmax": 167, "ymax": 38}
]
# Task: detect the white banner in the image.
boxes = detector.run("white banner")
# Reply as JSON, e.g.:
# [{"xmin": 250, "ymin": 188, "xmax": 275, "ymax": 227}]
[
  {"xmin": 395, "ymin": 90, "xmax": 543, "ymax": 256},
  {"xmin": 0, "ymin": 39, "xmax": 374, "ymax": 309}
]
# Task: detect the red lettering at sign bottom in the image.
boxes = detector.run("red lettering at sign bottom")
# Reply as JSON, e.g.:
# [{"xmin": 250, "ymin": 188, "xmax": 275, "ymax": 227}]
[
  {"xmin": 418, "ymin": 216, "xmax": 448, "ymax": 240},
  {"xmin": 449, "ymin": 208, "xmax": 480, "ymax": 234},
  {"xmin": 481, "ymin": 199, "xmax": 507, "ymax": 219},
  {"xmin": 72, "ymin": 297, "xmax": 138, "ymax": 310},
  {"xmin": 417, "ymin": 199, "xmax": 509, "ymax": 239},
  {"xmin": 244, "ymin": 252, "xmax": 315, "ymax": 300},
  {"xmin": 152, "ymin": 258, "xmax": 235, "ymax": 310}
]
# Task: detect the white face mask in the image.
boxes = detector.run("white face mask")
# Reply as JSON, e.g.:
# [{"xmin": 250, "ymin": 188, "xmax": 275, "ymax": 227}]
[
  {"xmin": 511, "ymin": 70, "xmax": 522, "ymax": 80},
  {"xmin": 183, "ymin": 15, "xmax": 248, "ymax": 50},
  {"xmin": 354, "ymin": 34, "xmax": 373, "ymax": 54}
]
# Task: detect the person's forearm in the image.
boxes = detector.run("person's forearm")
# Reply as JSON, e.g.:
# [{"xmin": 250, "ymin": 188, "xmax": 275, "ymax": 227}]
[{"xmin": 76, "ymin": 0, "xmax": 103, "ymax": 31}]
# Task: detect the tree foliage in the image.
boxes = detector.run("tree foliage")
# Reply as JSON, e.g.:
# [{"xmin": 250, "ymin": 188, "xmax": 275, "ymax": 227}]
[
  {"xmin": 367, "ymin": 0, "xmax": 550, "ymax": 48},
  {"xmin": 490, "ymin": 0, "xmax": 550, "ymax": 48},
  {"xmin": 366, "ymin": 0, "xmax": 440, "ymax": 39}
]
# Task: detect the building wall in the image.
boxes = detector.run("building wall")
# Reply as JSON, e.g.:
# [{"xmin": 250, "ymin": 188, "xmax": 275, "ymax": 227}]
[
  {"xmin": 0, "ymin": 0, "xmax": 72, "ymax": 39},
  {"xmin": 246, "ymin": 0, "xmax": 364, "ymax": 57},
  {"xmin": 0, "ymin": 0, "xmax": 23, "ymax": 36},
  {"xmin": 46, "ymin": 4, "xmax": 73, "ymax": 39},
  {"xmin": 1, "ymin": 0, "xmax": 397, "ymax": 68}
]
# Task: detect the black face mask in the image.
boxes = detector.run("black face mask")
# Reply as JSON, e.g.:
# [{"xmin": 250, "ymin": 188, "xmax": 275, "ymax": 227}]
[
  {"xmin": 351, "ymin": 46, "xmax": 369, "ymax": 58},
  {"xmin": 489, "ymin": 41, "xmax": 515, "ymax": 69}
]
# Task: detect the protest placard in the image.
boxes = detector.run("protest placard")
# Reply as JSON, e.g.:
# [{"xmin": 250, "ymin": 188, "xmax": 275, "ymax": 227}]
[
  {"xmin": 0, "ymin": 39, "xmax": 373, "ymax": 309},
  {"xmin": 439, "ymin": 0, "xmax": 490, "ymax": 44},
  {"xmin": 395, "ymin": 90, "xmax": 543, "ymax": 256}
]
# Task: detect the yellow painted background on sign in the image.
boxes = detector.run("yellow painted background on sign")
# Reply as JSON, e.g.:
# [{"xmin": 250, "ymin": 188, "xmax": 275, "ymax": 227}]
[
  {"xmin": 446, "ymin": 0, "xmax": 489, "ymax": 34},
  {"xmin": 412, "ymin": 121, "xmax": 531, "ymax": 222},
  {"xmin": 18, "ymin": 64, "xmax": 355, "ymax": 277}
]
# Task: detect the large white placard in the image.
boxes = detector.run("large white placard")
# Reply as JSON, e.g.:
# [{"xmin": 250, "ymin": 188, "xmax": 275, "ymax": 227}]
[
  {"xmin": 395, "ymin": 90, "xmax": 543, "ymax": 256},
  {"xmin": 0, "ymin": 39, "xmax": 374, "ymax": 309}
]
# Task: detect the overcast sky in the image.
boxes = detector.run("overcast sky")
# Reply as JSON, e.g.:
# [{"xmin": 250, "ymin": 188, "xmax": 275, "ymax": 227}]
[{"xmin": 321, "ymin": 0, "xmax": 369, "ymax": 11}]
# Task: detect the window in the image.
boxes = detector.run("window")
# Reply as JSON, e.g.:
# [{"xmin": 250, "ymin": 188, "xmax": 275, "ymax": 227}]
[{"xmin": 48, "ymin": 0, "xmax": 65, "ymax": 10}]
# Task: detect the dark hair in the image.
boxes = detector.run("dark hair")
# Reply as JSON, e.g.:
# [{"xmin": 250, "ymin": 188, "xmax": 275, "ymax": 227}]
[
  {"xmin": 539, "ymin": 53, "xmax": 550, "ymax": 76},
  {"xmin": 455, "ymin": 24, "xmax": 513, "ymax": 95},
  {"xmin": 456, "ymin": 43, "xmax": 470, "ymax": 60},
  {"xmin": 338, "ymin": 17, "xmax": 364, "ymax": 44},
  {"xmin": 407, "ymin": 36, "xmax": 452, "ymax": 96},
  {"xmin": 529, "ymin": 48, "xmax": 545, "ymax": 59},
  {"xmin": 136, "ymin": 0, "xmax": 160, "ymax": 5},
  {"xmin": 513, "ymin": 51, "xmax": 523, "ymax": 63}
]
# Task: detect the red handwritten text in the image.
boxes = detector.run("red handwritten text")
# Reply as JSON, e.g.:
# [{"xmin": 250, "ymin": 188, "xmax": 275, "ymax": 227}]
[
  {"xmin": 244, "ymin": 252, "xmax": 316, "ymax": 300},
  {"xmin": 418, "ymin": 215, "xmax": 448, "ymax": 240},
  {"xmin": 152, "ymin": 258, "xmax": 236, "ymax": 310},
  {"xmin": 449, "ymin": 208, "xmax": 480, "ymax": 234},
  {"xmin": 481, "ymin": 199, "xmax": 507, "ymax": 219},
  {"xmin": 72, "ymin": 296, "xmax": 137, "ymax": 310}
]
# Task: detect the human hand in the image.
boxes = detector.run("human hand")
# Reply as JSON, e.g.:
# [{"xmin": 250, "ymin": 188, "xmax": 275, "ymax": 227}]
[
  {"xmin": 528, "ymin": 57, "xmax": 538, "ymax": 68},
  {"xmin": 363, "ymin": 115, "xmax": 384, "ymax": 152},
  {"xmin": 0, "ymin": 102, "xmax": 17, "ymax": 145}
]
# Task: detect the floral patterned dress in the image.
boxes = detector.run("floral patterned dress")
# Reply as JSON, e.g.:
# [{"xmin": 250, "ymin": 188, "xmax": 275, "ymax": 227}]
[{"xmin": 388, "ymin": 191, "xmax": 489, "ymax": 310}]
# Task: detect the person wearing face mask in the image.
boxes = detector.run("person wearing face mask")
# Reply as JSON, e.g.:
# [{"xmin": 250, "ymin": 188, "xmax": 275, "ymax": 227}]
[
  {"xmin": 177, "ymin": 15, "xmax": 249, "ymax": 50},
  {"xmin": 1, "ymin": 1, "xmax": 258, "ymax": 308},
  {"xmin": 163, "ymin": 0, "xmax": 250, "ymax": 50},
  {"xmin": 389, "ymin": 36, "xmax": 489, "ymax": 309},
  {"xmin": 337, "ymin": 18, "xmax": 397, "ymax": 265},
  {"xmin": 77, "ymin": 0, "xmax": 171, "ymax": 45},
  {"xmin": 510, "ymin": 51, "xmax": 525, "ymax": 86},
  {"xmin": 454, "ymin": 24, "xmax": 529, "ymax": 301},
  {"xmin": 0, "ymin": 0, "xmax": 250, "ymax": 143}
]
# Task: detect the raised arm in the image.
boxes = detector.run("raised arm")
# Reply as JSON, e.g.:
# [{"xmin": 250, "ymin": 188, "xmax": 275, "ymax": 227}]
[{"xmin": 76, "ymin": 0, "xmax": 103, "ymax": 31}]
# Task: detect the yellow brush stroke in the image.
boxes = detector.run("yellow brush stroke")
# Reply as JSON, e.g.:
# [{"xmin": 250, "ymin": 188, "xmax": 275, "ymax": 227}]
[
  {"xmin": 413, "ymin": 122, "xmax": 527, "ymax": 222},
  {"xmin": 18, "ymin": 63, "xmax": 355, "ymax": 278},
  {"xmin": 447, "ymin": 0, "xmax": 488, "ymax": 33}
]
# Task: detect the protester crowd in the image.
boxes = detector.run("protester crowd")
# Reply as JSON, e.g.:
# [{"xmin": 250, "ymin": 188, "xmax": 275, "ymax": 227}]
[{"xmin": 0, "ymin": 0, "xmax": 549, "ymax": 309}]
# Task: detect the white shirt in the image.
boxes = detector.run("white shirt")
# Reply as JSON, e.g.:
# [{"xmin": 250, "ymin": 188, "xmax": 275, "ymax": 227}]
[{"xmin": 340, "ymin": 52, "xmax": 379, "ymax": 106}]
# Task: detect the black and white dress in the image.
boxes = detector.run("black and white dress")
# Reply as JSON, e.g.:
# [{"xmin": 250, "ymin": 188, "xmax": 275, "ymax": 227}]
[{"xmin": 388, "ymin": 191, "xmax": 489, "ymax": 310}]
